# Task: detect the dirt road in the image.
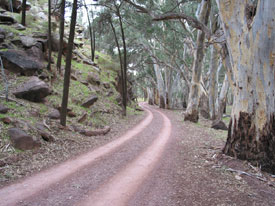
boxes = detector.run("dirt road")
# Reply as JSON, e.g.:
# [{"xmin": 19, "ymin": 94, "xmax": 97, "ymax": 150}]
[{"xmin": 0, "ymin": 103, "xmax": 274, "ymax": 206}]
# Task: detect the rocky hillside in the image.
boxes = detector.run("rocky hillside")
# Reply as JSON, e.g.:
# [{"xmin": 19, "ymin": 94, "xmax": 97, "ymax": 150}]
[{"xmin": 0, "ymin": 0, "xmax": 141, "ymax": 185}]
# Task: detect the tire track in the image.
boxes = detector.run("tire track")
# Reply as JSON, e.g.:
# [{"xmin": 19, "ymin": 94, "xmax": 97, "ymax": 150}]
[
  {"xmin": 78, "ymin": 106, "xmax": 172, "ymax": 206},
  {"xmin": 0, "ymin": 103, "xmax": 153, "ymax": 206}
]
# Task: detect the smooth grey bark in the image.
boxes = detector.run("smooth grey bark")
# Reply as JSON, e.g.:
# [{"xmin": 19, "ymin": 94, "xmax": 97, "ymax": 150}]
[
  {"xmin": 184, "ymin": 0, "xmax": 211, "ymax": 122},
  {"xmin": 208, "ymin": 45, "xmax": 219, "ymax": 120},
  {"xmin": 152, "ymin": 58, "xmax": 166, "ymax": 108},
  {"xmin": 217, "ymin": 0, "xmax": 275, "ymax": 172}
]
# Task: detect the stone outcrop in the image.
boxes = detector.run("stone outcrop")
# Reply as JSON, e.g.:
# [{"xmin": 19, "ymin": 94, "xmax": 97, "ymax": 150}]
[
  {"xmin": 13, "ymin": 76, "xmax": 50, "ymax": 102},
  {"xmin": 0, "ymin": 50, "xmax": 44, "ymax": 75}
]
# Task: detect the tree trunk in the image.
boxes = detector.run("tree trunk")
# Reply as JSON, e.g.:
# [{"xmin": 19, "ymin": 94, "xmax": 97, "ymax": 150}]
[
  {"xmin": 109, "ymin": 17, "xmax": 126, "ymax": 116},
  {"xmin": 84, "ymin": 0, "xmax": 95, "ymax": 62},
  {"xmin": 164, "ymin": 67, "xmax": 172, "ymax": 109},
  {"xmin": 184, "ymin": 0, "xmax": 211, "ymax": 122},
  {"xmin": 56, "ymin": 0, "xmax": 65, "ymax": 74},
  {"xmin": 47, "ymin": 0, "xmax": 52, "ymax": 71},
  {"xmin": 118, "ymin": 9, "xmax": 128, "ymax": 116},
  {"xmin": 217, "ymin": 0, "xmax": 275, "ymax": 172},
  {"xmin": 147, "ymin": 87, "xmax": 154, "ymax": 105},
  {"xmin": 208, "ymin": 45, "xmax": 219, "ymax": 120},
  {"xmin": 21, "ymin": 0, "xmax": 26, "ymax": 26},
  {"xmin": 60, "ymin": 0, "xmax": 78, "ymax": 126},
  {"xmin": 153, "ymin": 60, "xmax": 165, "ymax": 108},
  {"xmin": 215, "ymin": 74, "xmax": 229, "ymax": 121}
]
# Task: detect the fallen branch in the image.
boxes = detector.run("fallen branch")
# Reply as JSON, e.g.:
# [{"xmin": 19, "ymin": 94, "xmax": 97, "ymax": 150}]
[
  {"xmin": 226, "ymin": 168, "xmax": 267, "ymax": 182},
  {"xmin": 80, "ymin": 126, "xmax": 111, "ymax": 137},
  {"xmin": 43, "ymin": 119, "xmax": 51, "ymax": 131}
]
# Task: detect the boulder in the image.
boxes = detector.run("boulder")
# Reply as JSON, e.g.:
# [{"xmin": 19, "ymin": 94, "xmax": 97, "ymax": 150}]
[
  {"xmin": 87, "ymin": 72, "xmax": 100, "ymax": 85},
  {"xmin": 13, "ymin": 77, "xmax": 50, "ymax": 102},
  {"xmin": 48, "ymin": 109, "xmax": 60, "ymax": 119},
  {"xmin": 0, "ymin": 50, "xmax": 44, "ymax": 75},
  {"xmin": 0, "ymin": 104, "xmax": 9, "ymax": 114},
  {"xmin": 20, "ymin": 36, "xmax": 37, "ymax": 47},
  {"xmin": 26, "ymin": 43, "xmax": 45, "ymax": 61},
  {"xmin": 81, "ymin": 96, "xmax": 98, "ymax": 108},
  {"xmin": 0, "ymin": 0, "xmax": 22, "ymax": 13},
  {"xmin": 14, "ymin": 23, "xmax": 26, "ymax": 31},
  {"xmin": 8, "ymin": 128, "xmax": 40, "ymax": 150},
  {"xmin": 211, "ymin": 120, "xmax": 228, "ymax": 131},
  {"xmin": 0, "ymin": 14, "xmax": 16, "ymax": 24}
]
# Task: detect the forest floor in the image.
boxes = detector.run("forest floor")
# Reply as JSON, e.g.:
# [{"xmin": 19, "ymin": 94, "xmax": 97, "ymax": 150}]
[{"xmin": 0, "ymin": 103, "xmax": 275, "ymax": 206}]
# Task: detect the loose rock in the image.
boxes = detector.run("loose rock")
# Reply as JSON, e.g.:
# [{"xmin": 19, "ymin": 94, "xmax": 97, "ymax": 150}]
[
  {"xmin": 8, "ymin": 128, "xmax": 40, "ymax": 150},
  {"xmin": 0, "ymin": 104, "xmax": 9, "ymax": 114},
  {"xmin": 13, "ymin": 77, "xmax": 50, "ymax": 102},
  {"xmin": 0, "ymin": 50, "xmax": 44, "ymax": 75},
  {"xmin": 211, "ymin": 120, "xmax": 228, "ymax": 131},
  {"xmin": 81, "ymin": 96, "xmax": 98, "ymax": 108},
  {"xmin": 48, "ymin": 109, "xmax": 60, "ymax": 119}
]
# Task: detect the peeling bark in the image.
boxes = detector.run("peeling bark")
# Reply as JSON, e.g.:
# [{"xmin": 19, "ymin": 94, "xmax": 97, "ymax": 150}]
[{"xmin": 217, "ymin": 0, "xmax": 275, "ymax": 172}]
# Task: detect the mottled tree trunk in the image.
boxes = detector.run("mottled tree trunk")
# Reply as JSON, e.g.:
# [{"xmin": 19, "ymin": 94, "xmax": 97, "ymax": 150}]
[
  {"xmin": 215, "ymin": 74, "xmax": 229, "ymax": 121},
  {"xmin": 217, "ymin": 0, "xmax": 275, "ymax": 172},
  {"xmin": 184, "ymin": 0, "xmax": 211, "ymax": 122},
  {"xmin": 153, "ymin": 59, "xmax": 166, "ymax": 108},
  {"xmin": 147, "ymin": 87, "xmax": 154, "ymax": 105},
  {"xmin": 208, "ymin": 45, "xmax": 219, "ymax": 120}
]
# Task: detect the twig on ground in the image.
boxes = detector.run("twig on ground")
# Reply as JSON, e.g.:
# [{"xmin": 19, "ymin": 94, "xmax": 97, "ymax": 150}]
[{"xmin": 43, "ymin": 119, "xmax": 51, "ymax": 131}]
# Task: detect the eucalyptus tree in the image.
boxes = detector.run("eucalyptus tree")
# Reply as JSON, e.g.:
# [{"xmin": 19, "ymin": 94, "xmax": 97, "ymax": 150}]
[
  {"xmin": 217, "ymin": 0, "xmax": 275, "ymax": 172},
  {"xmin": 83, "ymin": 0, "xmax": 96, "ymax": 61}
]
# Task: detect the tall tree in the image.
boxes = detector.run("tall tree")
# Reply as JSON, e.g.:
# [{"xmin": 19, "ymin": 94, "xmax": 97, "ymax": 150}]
[
  {"xmin": 21, "ymin": 0, "xmax": 27, "ymax": 26},
  {"xmin": 217, "ymin": 0, "xmax": 275, "ymax": 172},
  {"xmin": 57, "ymin": 0, "xmax": 66, "ymax": 73},
  {"xmin": 184, "ymin": 0, "xmax": 211, "ymax": 122},
  {"xmin": 83, "ymin": 0, "xmax": 95, "ymax": 62},
  {"xmin": 60, "ymin": 0, "xmax": 78, "ymax": 126}
]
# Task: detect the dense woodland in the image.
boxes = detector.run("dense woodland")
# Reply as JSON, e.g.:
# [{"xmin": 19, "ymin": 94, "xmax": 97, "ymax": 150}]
[{"xmin": 0, "ymin": 0, "xmax": 274, "ymax": 176}]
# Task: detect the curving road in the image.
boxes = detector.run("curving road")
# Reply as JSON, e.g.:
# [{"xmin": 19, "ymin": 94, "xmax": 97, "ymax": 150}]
[{"xmin": 0, "ymin": 103, "xmax": 172, "ymax": 206}]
